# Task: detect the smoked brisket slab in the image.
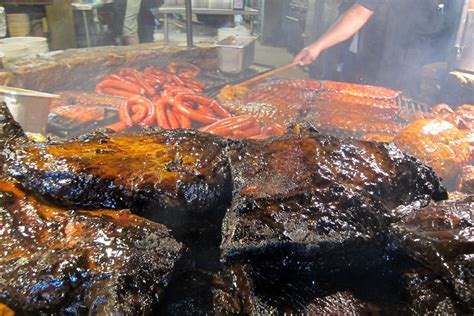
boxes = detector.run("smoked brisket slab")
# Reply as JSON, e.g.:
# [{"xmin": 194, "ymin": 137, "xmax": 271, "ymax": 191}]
[
  {"xmin": 390, "ymin": 194, "xmax": 474, "ymax": 311},
  {"xmin": 221, "ymin": 124, "xmax": 448, "ymax": 266},
  {"xmin": 3, "ymin": 129, "xmax": 232, "ymax": 214},
  {"xmin": 0, "ymin": 178, "xmax": 184, "ymax": 314},
  {"xmin": 212, "ymin": 262, "xmax": 413, "ymax": 315}
]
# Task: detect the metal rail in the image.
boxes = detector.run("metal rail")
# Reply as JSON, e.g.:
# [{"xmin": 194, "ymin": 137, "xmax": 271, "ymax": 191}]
[{"xmin": 185, "ymin": 0, "xmax": 193, "ymax": 48}]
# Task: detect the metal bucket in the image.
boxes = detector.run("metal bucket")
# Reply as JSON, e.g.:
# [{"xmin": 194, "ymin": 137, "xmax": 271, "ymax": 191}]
[
  {"xmin": 216, "ymin": 36, "xmax": 257, "ymax": 74},
  {"xmin": 0, "ymin": 86, "xmax": 59, "ymax": 134}
]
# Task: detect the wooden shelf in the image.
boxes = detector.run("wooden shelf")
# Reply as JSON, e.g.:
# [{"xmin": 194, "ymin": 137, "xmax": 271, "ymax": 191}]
[{"xmin": 0, "ymin": 0, "xmax": 53, "ymax": 5}]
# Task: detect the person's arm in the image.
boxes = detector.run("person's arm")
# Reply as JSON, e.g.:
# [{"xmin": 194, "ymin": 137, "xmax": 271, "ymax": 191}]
[{"xmin": 295, "ymin": 4, "xmax": 375, "ymax": 65}]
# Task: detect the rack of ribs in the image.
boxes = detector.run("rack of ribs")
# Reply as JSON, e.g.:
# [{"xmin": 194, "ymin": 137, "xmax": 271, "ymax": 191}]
[
  {"xmin": 220, "ymin": 80, "xmax": 321, "ymax": 125},
  {"xmin": 0, "ymin": 178, "xmax": 184, "ymax": 314}
]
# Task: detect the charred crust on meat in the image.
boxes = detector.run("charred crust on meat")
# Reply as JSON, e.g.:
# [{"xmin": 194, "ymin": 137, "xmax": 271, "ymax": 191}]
[
  {"xmin": 0, "ymin": 102, "xmax": 470, "ymax": 314},
  {"xmin": 0, "ymin": 177, "xmax": 185, "ymax": 314}
]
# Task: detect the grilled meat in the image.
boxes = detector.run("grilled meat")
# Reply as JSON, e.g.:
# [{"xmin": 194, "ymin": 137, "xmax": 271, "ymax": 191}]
[
  {"xmin": 431, "ymin": 103, "xmax": 474, "ymax": 131},
  {"xmin": 228, "ymin": 123, "xmax": 446, "ymax": 208},
  {"xmin": 4, "ymin": 128, "xmax": 232, "ymax": 214},
  {"xmin": 394, "ymin": 119, "xmax": 471, "ymax": 181},
  {"xmin": 49, "ymin": 105, "xmax": 107, "ymax": 127},
  {"xmin": 220, "ymin": 80, "xmax": 401, "ymax": 135},
  {"xmin": 316, "ymin": 91, "xmax": 399, "ymax": 119},
  {"xmin": 0, "ymin": 178, "xmax": 184, "ymax": 314},
  {"xmin": 221, "ymin": 124, "xmax": 447, "ymax": 265},
  {"xmin": 0, "ymin": 100, "xmax": 468, "ymax": 315},
  {"xmin": 50, "ymin": 91, "xmax": 127, "ymax": 110},
  {"xmin": 302, "ymin": 83, "xmax": 401, "ymax": 137},
  {"xmin": 306, "ymin": 105, "xmax": 402, "ymax": 137},
  {"xmin": 457, "ymin": 165, "xmax": 474, "ymax": 194},
  {"xmin": 390, "ymin": 194, "xmax": 473, "ymax": 310},
  {"xmin": 320, "ymin": 80, "xmax": 401, "ymax": 100},
  {"xmin": 361, "ymin": 133, "xmax": 395, "ymax": 143},
  {"xmin": 221, "ymin": 80, "xmax": 321, "ymax": 125},
  {"xmin": 213, "ymin": 259, "xmax": 422, "ymax": 315},
  {"xmin": 0, "ymin": 304, "xmax": 14, "ymax": 316},
  {"xmin": 401, "ymin": 269, "xmax": 467, "ymax": 314}
]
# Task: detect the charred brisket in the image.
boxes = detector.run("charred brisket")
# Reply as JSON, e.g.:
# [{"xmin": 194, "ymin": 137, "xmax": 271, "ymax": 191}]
[
  {"xmin": 3, "ymin": 129, "xmax": 232, "ymax": 214},
  {"xmin": 390, "ymin": 194, "xmax": 473, "ymax": 311},
  {"xmin": 0, "ymin": 178, "xmax": 184, "ymax": 314},
  {"xmin": 221, "ymin": 124, "xmax": 447, "ymax": 265}
]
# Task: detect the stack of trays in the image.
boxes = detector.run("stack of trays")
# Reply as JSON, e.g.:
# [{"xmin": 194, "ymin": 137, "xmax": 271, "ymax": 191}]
[
  {"xmin": 6, "ymin": 13, "xmax": 30, "ymax": 37},
  {"xmin": 0, "ymin": 37, "xmax": 49, "ymax": 57},
  {"xmin": 0, "ymin": 43, "xmax": 28, "ymax": 63}
]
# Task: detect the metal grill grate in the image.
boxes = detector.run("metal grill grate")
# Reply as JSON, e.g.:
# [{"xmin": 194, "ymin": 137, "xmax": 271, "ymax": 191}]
[{"xmin": 397, "ymin": 96, "xmax": 430, "ymax": 113}]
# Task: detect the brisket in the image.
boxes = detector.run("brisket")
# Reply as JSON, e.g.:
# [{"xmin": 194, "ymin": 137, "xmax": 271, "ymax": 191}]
[
  {"xmin": 221, "ymin": 124, "xmax": 447, "ymax": 265},
  {"xmin": 212, "ymin": 260, "xmax": 415, "ymax": 315},
  {"xmin": 4, "ymin": 128, "xmax": 232, "ymax": 214},
  {"xmin": 0, "ymin": 178, "xmax": 184, "ymax": 314},
  {"xmin": 390, "ymin": 194, "xmax": 473, "ymax": 311}
]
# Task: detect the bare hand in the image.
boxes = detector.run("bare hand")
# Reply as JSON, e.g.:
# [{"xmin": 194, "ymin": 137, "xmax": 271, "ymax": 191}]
[{"xmin": 294, "ymin": 44, "xmax": 322, "ymax": 66}]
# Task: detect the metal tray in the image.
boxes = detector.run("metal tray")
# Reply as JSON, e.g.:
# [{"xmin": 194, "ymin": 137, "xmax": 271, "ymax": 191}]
[{"xmin": 216, "ymin": 36, "xmax": 257, "ymax": 74}]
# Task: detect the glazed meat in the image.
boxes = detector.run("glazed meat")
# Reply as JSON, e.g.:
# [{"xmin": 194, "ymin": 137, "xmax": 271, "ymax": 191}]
[
  {"xmin": 221, "ymin": 124, "xmax": 447, "ymax": 265},
  {"xmin": 212, "ymin": 265, "xmax": 393, "ymax": 315},
  {"xmin": 221, "ymin": 80, "xmax": 321, "ymax": 125},
  {"xmin": 49, "ymin": 105, "xmax": 107, "ymax": 127},
  {"xmin": 228, "ymin": 124, "xmax": 446, "ymax": 208},
  {"xmin": 394, "ymin": 119, "xmax": 471, "ymax": 181},
  {"xmin": 390, "ymin": 194, "xmax": 473, "ymax": 310},
  {"xmin": 401, "ymin": 269, "xmax": 467, "ymax": 314},
  {"xmin": 430, "ymin": 103, "xmax": 474, "ymax": 131},
  {"xmin": 0, "ymin": 178, "xmax": 184, "ymax": 314},
  {"xmin": 320, "ymin": 80, "xmax": 401, "ymax": 100},
  {"xmin": 303, "ymin": 83, "xmax": 401, "ymax": 137},
  {"xmin": 213, "ymin": 260, "xmax": 425, "ymax": 315},
  {"xmin": 306, "ymin": 104, "xmax": 402, "ymax": 137},
  {"xmin": 316, "ymin": 91, "xmax": 399, "ymax": 119},
  {"xmin": 50, "ymin": 91, "xmax": 127, "ymax": 110},
  {"xmin": 361, "ymin": 133, "xmax": 395, "ymax": 143},
  {"xmin": 4, "ymin": 129, "xmax": 232, "ymax": 214},
  {"xmin": 457, "ymin": 165, "xmax": 474, "ymax": 194}
]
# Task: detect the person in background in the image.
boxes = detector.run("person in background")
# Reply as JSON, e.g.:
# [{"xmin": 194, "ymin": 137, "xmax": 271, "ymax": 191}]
[
  {"xmin": 295, "ymin": 0, "xmax": 461, "ymax": 97},
  {"xmin": 295, "ymin": 1, "xmax": 376, "ymax": 66},
  {"xmin": 113, "ymin": 0, "xmax": 160, "ymax": 45}
]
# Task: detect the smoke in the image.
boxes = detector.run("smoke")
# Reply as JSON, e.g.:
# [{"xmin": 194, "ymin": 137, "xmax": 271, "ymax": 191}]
[{"xmin": 308, "ymin": 0, "xmax": 466, "ymax": 100}]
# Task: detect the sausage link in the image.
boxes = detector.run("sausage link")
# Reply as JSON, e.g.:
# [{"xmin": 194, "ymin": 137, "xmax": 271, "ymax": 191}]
[
  {"xmin": 167, "ymin": 108, "xmax": 181, "ymax": 129},
  {"xmin": 97, "ymin": 79, "xmax": 145, "ymax": 95}
]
